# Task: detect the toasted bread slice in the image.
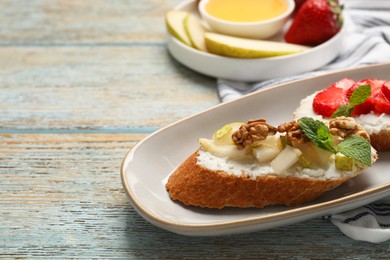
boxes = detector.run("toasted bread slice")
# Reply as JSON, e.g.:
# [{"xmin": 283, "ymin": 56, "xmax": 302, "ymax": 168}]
[
  {"xmin": 369, "ymin": 129, "xmax": 390, "ymax": 151},
  {"xmin": 165, "ymin": 151, "xmax": 375, "ymax": 209},
  {"xmin": 166, "ymin": 117, "xmax": 377, "ymax": 209}
]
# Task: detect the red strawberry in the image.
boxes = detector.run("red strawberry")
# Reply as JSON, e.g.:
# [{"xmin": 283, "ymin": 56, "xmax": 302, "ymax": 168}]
[
  {"xmin": 382, "ymin": 81, "xmax": 390, "ymax": 101},
  {"xmin": 346, "ymin": 80, "xmax": 375, "ymax": 115},
  {"xmin": 372, "ymin": 81, "xmax": 390, "ymax": 114},
  {"xmin": 293, "ymin": 0, "xmax": 307, "ymax": 13},
  {"xmin": 349, "ymin": 79, "xmax": 389, "ymax": 115},
  {"xmin": 374, "ymin": 92, "xmax": 390, "ymax": 114},
  {"xmin": 313, "ymin": 78, "xmax": 355, "ymax": 117},
  {"xmin": 284, "ymin": 0, "xmax": 343, "ymax": 46}
]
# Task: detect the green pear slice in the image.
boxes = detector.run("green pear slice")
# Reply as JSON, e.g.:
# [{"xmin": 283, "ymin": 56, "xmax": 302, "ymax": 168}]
[
  {"xmin": 166, "ymin": 10, "xmax": 192, "ymax": 46},
  {"xmin": 252, "ymin": 145, "xmax": 280, "ymax": 163},
  {"xmin": 335, "ymin": 153, "xmax": 354, "ymax": 171},
  {"xmin": 205, "ymin": 32, "xmax": 310, "ymax": 58},
  {"xmin": 270, "ymin": 145, "xmax": 302, "ymax": 173},
  {"xmin": 293, "ymin": 142, "xmax": 332, "ymax": 168},
  {"xmin": 212, "ymin": 122, "xmax": 243, "ymax": 145},
  {"xmin": 184, "ymin": 13, "xmax": 207, "ymax": 52},
  {"xmin": 199, "ymin": 138, "xmax": 251, "ymax": 161}
]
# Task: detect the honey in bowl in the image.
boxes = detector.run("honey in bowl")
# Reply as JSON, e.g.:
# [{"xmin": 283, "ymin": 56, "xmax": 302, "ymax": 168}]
[{"xmin": 205, "ymin": 0, "xmax": 289, "ymax": 23}]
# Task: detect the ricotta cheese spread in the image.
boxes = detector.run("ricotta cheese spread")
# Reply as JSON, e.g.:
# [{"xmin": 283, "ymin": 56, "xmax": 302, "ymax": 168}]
[{"xmin": 196, "ymin": 149, "xmax": 356, "ymax": 181}]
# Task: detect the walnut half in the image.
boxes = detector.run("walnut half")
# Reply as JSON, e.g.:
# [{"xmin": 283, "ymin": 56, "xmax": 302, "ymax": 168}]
[
  {"xmin": 232, "ymin": 119, "xmax": 277, "ymax": 150},
  {"xmin": 277, "ymin": 120, "xmax": 308, "ymax": 145},
  {"xmin": 329, "ymin": 116, "xmax": 370, "ymax": 141}
]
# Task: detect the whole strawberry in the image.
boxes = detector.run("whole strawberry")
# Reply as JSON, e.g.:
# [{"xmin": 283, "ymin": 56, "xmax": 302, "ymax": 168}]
[
  {"xmin": 293, "ymin": 0, "xmax": 307, "ymax": 13},
  {"xmin": 285, "ymin": 0, "xmax": 343, "ymax": 46}
]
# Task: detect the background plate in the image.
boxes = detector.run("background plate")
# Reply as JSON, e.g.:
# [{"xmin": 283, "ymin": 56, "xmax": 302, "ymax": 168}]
[
  {"xmin": 167, "ymin": 0, "xmax": 346, "ymax": 82},
  {"xmin": 121, "ymin": 63, "xmax": 390, "ymax": 236}
]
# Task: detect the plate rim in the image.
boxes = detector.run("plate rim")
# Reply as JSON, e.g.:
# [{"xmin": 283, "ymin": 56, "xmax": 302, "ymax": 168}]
[{"xmin": 121, "ymin": 63, "xmax": 390, "ymax": 235}]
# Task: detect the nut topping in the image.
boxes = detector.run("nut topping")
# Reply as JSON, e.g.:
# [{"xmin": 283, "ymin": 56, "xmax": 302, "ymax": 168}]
[
  {"xmin": 232, "ymin": 119, "xmax": 277, "ymax": 150},
  {"xmin": 329, "ymin": 116, "xmax": 370, "ymax": 141},
  {"xmin": 277, "ymin": 120, "xmax": 309, "ymax": 145}
]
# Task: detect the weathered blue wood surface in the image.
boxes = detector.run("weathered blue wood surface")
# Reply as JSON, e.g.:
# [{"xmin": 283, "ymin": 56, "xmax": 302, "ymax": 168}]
[{"xmin": 0, "ymin": 0, "xmax": 389, "ymax": 258}]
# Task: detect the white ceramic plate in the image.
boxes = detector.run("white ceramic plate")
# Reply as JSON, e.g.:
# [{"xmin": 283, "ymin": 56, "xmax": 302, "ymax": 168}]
[
  {"xmin": 121, "ymin": 63, "xmax": 390, "ymax": 236},
  {"xmin": 167, "ymin": 0, "xmax": 346, "ymax": 82}
]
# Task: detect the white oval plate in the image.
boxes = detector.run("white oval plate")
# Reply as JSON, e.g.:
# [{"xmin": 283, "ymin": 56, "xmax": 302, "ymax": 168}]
[
  {"xmin": 121, "ymin": 63, "xmax": 390, "ymax": 236},
  {"xmin": 167, "ymin": 0, "xmax": 346, "ymax": 82}
]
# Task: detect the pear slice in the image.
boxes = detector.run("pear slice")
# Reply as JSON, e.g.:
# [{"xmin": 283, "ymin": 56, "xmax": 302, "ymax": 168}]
[
  {"xmin": 299, "ymin": 154, "xmax": 313, "ymax": 169},
  {"xmin": 199, "ymin": 138, "xmax": 250, "ymax": 161},
  {"xmin": 252, "ymin": 135, "xmax": 282, "ymax": 163},
  {"xmin": 270, "ymin": 145, "xmax": 302, "ymax": 173},
  {"xmin": 166, "ymin": 11, "xmax": 192, "ymax": 46},
  {"xmin": 335, "ymin": 153, "xmax": 354, "ymax": 171},
  {"xmin": 212, "ymin": 122, "xmax": 243, "ymax": 145},
  {"xmin": 205, "ymin": 32, "xmax": 310, "ymax": 58},
  {"xmin": 294, "ymin": 142, "xmax": 333, "ymax": 168},
  {"xmin": 184, "ymin": 13, "xmax": 207, "ymax": 52},
  {"xmin": 252, "ymin": 145, "xmax": 280, "ymax": 163},
  {"xmin": 252, "ymin": 135, "xmax": 282, "ymax": 149}
]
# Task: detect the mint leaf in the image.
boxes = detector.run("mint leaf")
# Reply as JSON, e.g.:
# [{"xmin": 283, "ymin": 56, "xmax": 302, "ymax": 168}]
[
  {"xmin": 317, "ymin": 125, "xmax": 336, "ymax": 152},
  {"xmin": 337, "ymin": 136, "xmax": 372, "ymax": 166},
  {"xmin": 332, "ymin": 104, "xmax": 354, "ymax": 118},
  {"xmin": 298, "ymin": 117, "xmax": 322, "ymax": 140},
  {"xmin": 298, "ymin": 117, "xmax": 337, "ymax": 153},
  {"xmin": 350, "ymin": 84, "xmax": 371, "ymax": 106}
]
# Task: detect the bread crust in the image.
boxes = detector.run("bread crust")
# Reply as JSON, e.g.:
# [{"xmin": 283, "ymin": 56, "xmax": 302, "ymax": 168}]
[
  {"xmin": 165, "ymin": 151, "xmax": 359, "ymax": 209},
  {"xmin": 370, "ymin": 129, "xmax": 390, "ymax": 151}
]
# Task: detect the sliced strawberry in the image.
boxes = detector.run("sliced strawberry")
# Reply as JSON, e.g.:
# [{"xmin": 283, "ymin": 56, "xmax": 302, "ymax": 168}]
[
  {"xmin": 373, "ymin": 81, "xmax": 390, "ymax": 114},
  {"xmin": 348, "ymin": 78, "xmax": 389, "ymax": 115},
  {"xmin": 313, "ymin": 78, "xmax": 355, "ymax": 118},
  {"xmin": 346, "ymin": 80, "xmax": 375, "ymax": 115},
  {"xmin": 374, "ymin": 92, "xmax": 390, "ymax": 114},
  {"xmin": 358, "ymin": 79, "xmax": 387, "ymax": 115},
  {"xmin": 382, "ymin": 81, "xmax": 390, "ymax": 101}
]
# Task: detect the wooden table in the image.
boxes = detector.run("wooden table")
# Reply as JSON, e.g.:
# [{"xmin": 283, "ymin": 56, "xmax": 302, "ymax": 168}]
[{"xmin": 1, "ymin": 0, "xmax": 389, "ymax": 258}]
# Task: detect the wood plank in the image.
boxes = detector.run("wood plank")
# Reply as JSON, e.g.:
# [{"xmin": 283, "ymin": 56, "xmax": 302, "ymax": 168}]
[
  {"xmin": 0, "ymin": 46, "xmax": 218, "ymax": 132},
  {"xmin": 1, "ymin": 133, "xmax": 390, "ymax": 258},
  {"xmin": 0, "ymin": 0, "xmax": 180, "ymax": 43}
]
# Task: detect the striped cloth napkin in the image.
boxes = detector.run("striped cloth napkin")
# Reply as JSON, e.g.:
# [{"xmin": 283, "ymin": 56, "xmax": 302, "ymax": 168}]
[{"xmin": 216, "ymin": 0, "xmax": 390, "ymax": 243}]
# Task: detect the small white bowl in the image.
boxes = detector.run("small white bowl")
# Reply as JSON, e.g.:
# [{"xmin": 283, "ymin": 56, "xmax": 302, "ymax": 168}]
[{"xmin": 198, "ymin": 0, "xmax": 295, "ymax": 39}]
